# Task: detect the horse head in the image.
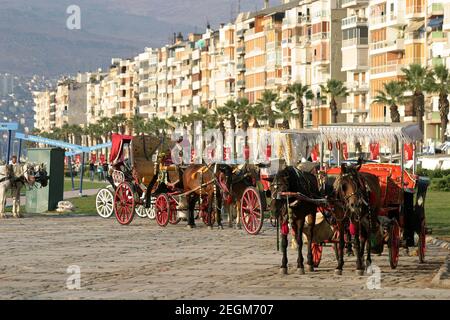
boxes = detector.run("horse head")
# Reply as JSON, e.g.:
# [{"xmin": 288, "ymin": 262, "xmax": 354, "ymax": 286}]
[
  {"xmin": 23, "ymin": 163, "xmax": 49, "ymax": 188},
  {"xmin": 267, "ymin": 169, "xmax": 289, "ymax": 218},
  {"xmin": 335, "ymin": 163, "xmax": 364, "ymax": 216}
]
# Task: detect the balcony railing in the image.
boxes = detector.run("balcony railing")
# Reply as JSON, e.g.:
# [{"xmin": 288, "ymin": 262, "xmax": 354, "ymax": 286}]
[
  {"xmin": 369, "ymin": 15, "xmax": 386, "ymax": 26},
  {"xmin": 371, "ymin": 60, "xmax": 405, "ymax": 75},
  {"xmin": 341, "ymin": 0, "xmax": 369, "ymax": 8},
  {"xmin": 406, "ymin": 5, "xmax": 425, "ymax": 16},
  {"xmin": 342, "ymin": 15, "xmax": 368, "ymax": 28},
  {"xmin": 311, "ymin": 32, "xmax": 330, "ymax": 41},
  {"xmin": 342, "ymin": 37, "xmax": 368, "ymax": 47},
  {"xmin": 369, "ymin": 39, "xmax": 404, "ymax": 51}
]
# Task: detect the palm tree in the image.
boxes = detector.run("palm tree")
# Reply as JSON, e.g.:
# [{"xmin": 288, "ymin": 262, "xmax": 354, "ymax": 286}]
[
  {"xmin": 212, "ymin": 106, "xmax": 229, "ymax": 144},
  {"xmin": 256, "ymin": 90, "xmax": 279, "ymax": 128},
  {"xmin": 286, "ymin": 82, "xmax": 314, "ymax": 129},
  {"xmin": 223, "ymin": 99, "xmax": 238, "ymax": 132},
  {"xmin": 128, "ymin": 114, "xmax": 146, "ymax": 135},
  {"xmin": 430, "ymin": 65, "xmax": 450, "ymax": 143},
  {"xmin": 320, "ymin": 79, "xmax": 348, "ymax": 124},
  {"xmin": 110, "ymin": 114, "xmax": 127, "ymax": 134},
  {"xmin": 248, "ymin": 103, "xmax": 264, "ymax": 128},
  {"xmin": 401, "ymin": 63, "xmax": 435, "ymax": 134},
  {"xmin": 275, "ymin": 97, "xmax": 296, "ymax": 129},
  {"xmin": 373, "ymin": 81, "xmax": 406, "ymax": 123}
]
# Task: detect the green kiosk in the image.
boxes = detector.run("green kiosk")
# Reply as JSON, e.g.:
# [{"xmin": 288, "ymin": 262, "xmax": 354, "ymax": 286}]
[{"xmin": 26, "ymin": 148, "xmax": 65, "ymax": 213}]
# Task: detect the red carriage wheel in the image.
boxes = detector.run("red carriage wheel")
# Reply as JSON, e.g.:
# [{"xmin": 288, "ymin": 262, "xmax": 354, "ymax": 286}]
[
  {"xmin": 418, "ymin": 219, "xmax": 426, "ymax": 264},
  {"xmin": 388, "ymin": 219, "xmax": 400, "ymax": 269},
  {"xmin": 240, "ymin": 187, "xmax": 264, "ymax": 235},
  {"xmin": 114, "ymin": 182, "xmax": 136, "ymax": 225},
  {"xmin": 311, "ymin": 243, "xmax": 323, "ymax": 268},
  {"xmin": 155, "ymin": 194, "xmax": 170, "ymax": 227}
]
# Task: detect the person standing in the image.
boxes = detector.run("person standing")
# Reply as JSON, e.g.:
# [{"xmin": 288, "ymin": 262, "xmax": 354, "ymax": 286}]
[{"xmin": 89, "ymin": 161, "xmax": 95, "ymax": 182}]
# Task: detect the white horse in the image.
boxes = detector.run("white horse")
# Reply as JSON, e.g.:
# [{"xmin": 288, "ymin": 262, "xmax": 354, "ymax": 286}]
[{"xmin": 0, "ymin": 163, "xmax": 48, "ymax": 218}]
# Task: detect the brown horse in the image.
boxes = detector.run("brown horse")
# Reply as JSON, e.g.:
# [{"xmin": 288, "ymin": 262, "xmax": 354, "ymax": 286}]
[
  {"xmin": 333, "ymin": 162, "xmax": 383, "ymax": 275},
  {"xmin": 226, "ymin": 164, "xmax": 261, "ymax": 228},
  {"xmin": 181, "ymin": 164, "xmax": 233, "ymax": 229},
  {"xmin": 268, "ymin": 166, "xmax": 321, "ymax": 275}
]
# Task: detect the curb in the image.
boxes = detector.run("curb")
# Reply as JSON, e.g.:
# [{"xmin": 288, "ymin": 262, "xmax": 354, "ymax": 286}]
[
  {"xmin": 426, "ymin": 236, "xmax": 450, "ymax": 250},
  {"xmin": 427, "ymin": 236, "xmax": 450, "ymax": 289}
]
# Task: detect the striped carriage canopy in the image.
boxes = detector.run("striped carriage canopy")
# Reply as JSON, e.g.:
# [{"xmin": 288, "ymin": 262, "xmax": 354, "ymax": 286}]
[
  {"xmin": 274, "ymin": 129, "xmax": 321, "ymax": 166},
  {"xmin": 318, "ymin": 123, "xmax": 423, "ymax": 145}
]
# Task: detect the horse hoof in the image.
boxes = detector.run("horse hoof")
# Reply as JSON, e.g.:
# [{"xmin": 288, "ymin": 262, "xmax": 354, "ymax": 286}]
[
  {"xmin": 356, "ymin": 270, "xmax": 365, "ymax": 276},
  {"xmin": 208, "ymin": 226, "xmax": 214, "ymax": 230},
  {"xmin": 185, "ymin": 225, "xmax": 195, "ymax": 230},
  {"xmin": 335, "ymin": 269, "xmax": 343, "ymax": 276},
  {"xmin": 298, "ymin": 268, "xmax": 305, "ymax": 275},
  {"xmin": 217, "ymin": 225, "xmax": 224, "ymax": 230},
  {"xmin": 280, "ymin": 268, "xmax": 288, "ymax": 275},
  {"xmin": 308, "ymin": 265, "xmax": 315, "ymax": 272}
]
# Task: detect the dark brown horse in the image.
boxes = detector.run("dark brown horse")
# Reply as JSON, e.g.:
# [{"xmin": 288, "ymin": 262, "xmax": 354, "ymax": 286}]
[
  {"xmin": 268, "ymin": 166, "xmax": 321, "ymax": 275},
  {"xmin": 333, "ymin": 162, "xmax": 383, "ymax": 275},
  {"xmin": 181, "ymin": 164, "xmax": 233, "ymax": 229}
]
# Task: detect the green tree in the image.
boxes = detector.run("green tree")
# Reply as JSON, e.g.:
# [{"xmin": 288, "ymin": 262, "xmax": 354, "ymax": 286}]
[
  {"xmin": 275, "ymin": 97, "xmax": 296, "ymax": 129},
  {"xmin": 430, "ymin": 65, "xmax": 450, "ymax": 143},
  {"xmin": 320, "ymin": 79, "xmax": 348, "ymax": 124},
  {"xmin": 256, "ymin": 90, "xmax": 279, "ymax": 128},
  {"xmin": 373, "ymin": 81, "xmax": 406, "ymax": 123},
  {"xmin": 286, "ymin": 82, "xmax": 314, "ymax": 129},
  {"xmin": 401, "ymin": 63, "xmax": 435, "ymax": 135}
]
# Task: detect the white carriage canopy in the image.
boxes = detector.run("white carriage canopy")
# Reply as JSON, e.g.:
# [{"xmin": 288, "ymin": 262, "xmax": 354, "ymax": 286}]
[
  {"xmin": 271, "ymin": 129, "xmax": 321, "ymax": 166},
  {"xmin": 319, "ymin": 123, "xmax": 423, "ymax": 145}
]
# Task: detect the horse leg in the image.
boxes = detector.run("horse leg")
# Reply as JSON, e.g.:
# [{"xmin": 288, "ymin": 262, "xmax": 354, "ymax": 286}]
[
  {"xmin": 296, "ymin": 219, "xmax": 305, "ymax": 275},
  {"xmin": 280, "ymin": 221, "xmax": 288, "ymax": 275},
  {"xmin": 346, "ymin": 228, "xmax": 354, "ymax": 256},
  {"xmin": 0, "ymin": 183, "xmax": 7, "ymax": 219},
  {"xmin": 12, "ymin": 185, "xmax": 22, "ymax": 218},
  {"xmin": 216, "ymin": 193, "xmax": 223, "ymax": 230},
  {"xmin": 335, "ymin": 222, "xmax": 346, "ymax": 275},
  {"xmin": 307, "ymin": 212, "xmax": 316, "ymax": 272},
  {"xmin": 187, "ymin": 195, "xmax": 197, "ymax": 228},
  {"xmin": 207, "ymin": 194, "xmax": 214, "ymax": 230},
  {"xmin": 353, "ymin": 222, "xmax": 364, "ymax": 275},
  {"xmin": 363, "ymin": 227, "xmax": 372, "ymax": 269},
  {"xmin": 235, "ymin": 201, "xmax": 241, "ymax": 229}
]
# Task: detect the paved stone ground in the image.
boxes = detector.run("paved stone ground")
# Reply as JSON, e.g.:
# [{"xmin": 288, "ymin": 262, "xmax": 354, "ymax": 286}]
[{"xmin": 0, "ymin": 215, "xmax": 449, "ymax": 300}]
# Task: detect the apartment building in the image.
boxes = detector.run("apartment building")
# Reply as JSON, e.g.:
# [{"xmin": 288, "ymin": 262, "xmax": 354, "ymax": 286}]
[
  {"xmin": 86, "ymin": 70, "xmax": 106, "ymax": 125},
  {"xmin": 33, "ymin": 90, "xmax": 55, "ymax": 132},
  {"xmin": 424, "ymin": 1, "xmax": 447, "ymax": 141},
  {"xmin": 340, "ymin": 0, "xmax": 370, "ymax": 123},
  {"xmin": 54, "ymin": 77, "xmax": 87, "ymax": 129},
  {"xmin": 135, "ymin": 48, "xmax": 159, "ymax": 118}
]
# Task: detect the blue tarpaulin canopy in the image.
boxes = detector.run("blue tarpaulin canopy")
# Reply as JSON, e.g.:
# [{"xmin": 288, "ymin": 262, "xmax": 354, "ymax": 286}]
[{"xmin": 428, "ymin": 17, "xmax": 444, "ymax": 28}]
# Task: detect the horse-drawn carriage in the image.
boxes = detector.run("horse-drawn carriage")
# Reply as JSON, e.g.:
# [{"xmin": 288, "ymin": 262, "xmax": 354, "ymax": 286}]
[
  {"xmin": 95, "ymin": 133, "xmax": 170, "ymax": 225},
  {"xmin": 297, "ymin": 123, "xmax": 429, "ymax": 270}
]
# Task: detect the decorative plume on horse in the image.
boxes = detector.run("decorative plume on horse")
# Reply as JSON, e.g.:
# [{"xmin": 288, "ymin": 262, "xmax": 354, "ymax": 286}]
[{"xmin": 0, "ymin": 162, "xmax": 49, "ymax": 218}]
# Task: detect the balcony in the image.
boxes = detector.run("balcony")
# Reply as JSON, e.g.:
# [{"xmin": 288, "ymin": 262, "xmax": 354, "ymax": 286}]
[
  {"xmin": 342, "ymin": 37, "xmax": 368, "ymax": 48},
  {"xmin": 341, "ymin": 15, "xmax": 368, "ymax": 29},
  {"xmin": 341, "ymin": 0, "xmax": 369, "ymax": 9},
  {"xmin": 236, "ymin": 80, "xmax": 245, "ymax": 88},
  {"xmin": 237, "ymin": 29, "xmax": 245, "ymax": 38},
  {"xmin": 369, "ymin": 15, "xmax": 387, "ymax": 27},
  {"xmin": 429, "ymin": 31, "xmax": 447, "ymax": 42},
  {"xmin": 428, "ymin": 3, "xmax": 444, "ymax": 16},
  {"xmin": 297, "ymin": 15, "xmax": 311, "ymax": 24},
  {"xmin": 341, "ymin": 102, "xmax": 368, "ymax": 115},
  {"xmin": 432, "ymin": 57, "xmax": 445, "ymax": 67},
  {"xmin": 346, "ymin": 81, "xmax": 369, "ymax": 92},
  {"xmin": 405, "ymin": 5, "xmax": 426, "ymax": 19},
  {"xmin": 342, "ymin": 46, "xmax": 369, "ymax": 71},
  {"xmin": 370, "ymin": 61, "xmax": 405, "ymax": 76},
  {"xmin": 236, "ymin": 63, "xmax": 246, "ymax": 71},
  {"xmin": 311, "ymin": 32, "xmax": 330, "ymax": 42},
  {"xmin": 237, "ymin": 46, "xmax": 245, "ymax": 55},
  {"xmin": 369, "ymin": 39, "xmax": 404, "ymax": 53}
]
